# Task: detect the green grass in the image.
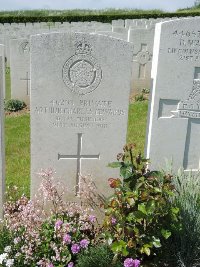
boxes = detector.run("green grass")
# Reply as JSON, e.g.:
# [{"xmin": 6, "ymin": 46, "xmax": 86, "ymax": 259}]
[
  {"xmin": 127, "ymin": 101, "xmax": 149, "ymax": 153},
  {"xmin": 4, "ymin": 101, "xmax": 148, "ymax": 198},
  {"xmin": 5, "ymin": 114, "xmax": 30, "ymax": 197},
  {"xmin": 5, "ymin": 67, "xmax": 11, "ymax": 100}
]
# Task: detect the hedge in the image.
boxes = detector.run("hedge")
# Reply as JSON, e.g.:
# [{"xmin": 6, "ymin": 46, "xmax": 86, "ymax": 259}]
[{"xmin": 0, "ymin": 12, "xmax": 200, "ymax": 24}]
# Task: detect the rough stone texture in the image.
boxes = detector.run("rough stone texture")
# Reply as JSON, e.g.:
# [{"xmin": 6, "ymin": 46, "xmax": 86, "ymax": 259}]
[
  {"xmin": 146, "ymin": 18, "xmax": 200, "ymax": 171},
  {"xmin": 0, "ymin": 45, "xmax": 5, "ymax": 219},
  {"xmin": 10, "ymin": 38, "xmax": 30, "ymax": 105},
  {"xmin": 128, "ymin": 27, "xmax": 155, "ymax": 95},
  {"xmin": 30, "ymin": 32, "xmax": 133, "ymax": 199}
]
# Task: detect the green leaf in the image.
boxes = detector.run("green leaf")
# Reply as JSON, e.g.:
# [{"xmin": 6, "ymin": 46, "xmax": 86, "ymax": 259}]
[
  {"xmin": 107, "ymin": 162, "xmax": 122, "ymax": 168},
  {"xmin": 152, "ymin": 237, "xmax": 161, "ymax": 248},
  {"xmin": 161, "ymin": 229, "xmax": 171, "ymax": 239},
  {"xmin": 120, "ymin": 165, "xmax": 133, "ymax": 179},
  {"xmin": 146, "ymin": 200, "xmax": 156, "ymax": 214},
  {"xmin": 122, "ymin": 247, "xmax": 129, "ymax": 256},
  {"xmin": 138, "ymin": 203, "xmax": 147, "ymax": 215},
  {"xmin": 171, "ymin": 207, "xmax": 179, "ymax": 215}
]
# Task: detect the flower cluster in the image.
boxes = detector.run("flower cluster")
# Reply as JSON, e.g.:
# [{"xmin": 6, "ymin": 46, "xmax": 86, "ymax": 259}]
[
  {"xmin": 124, "ymin": 258, "xmax": 140, "ymax": 267},
  {"xmin": 0, "ymin": 169, "xmax": 99, "ymax": 267}
]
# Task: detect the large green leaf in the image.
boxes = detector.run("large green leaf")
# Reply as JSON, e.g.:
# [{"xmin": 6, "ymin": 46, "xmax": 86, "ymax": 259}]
[{"xmin": 120, "ymin": 165, "xmax": 133, "ymax": 179}]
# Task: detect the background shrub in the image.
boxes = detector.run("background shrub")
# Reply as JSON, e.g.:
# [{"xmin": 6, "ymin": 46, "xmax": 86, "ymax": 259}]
[
  {"xmin": 169, "ymin": 170, "xmax": 200, "ymax": 267},
  {"xmin": 4, "ymin": 99, "xmax": 26, "ymax": 112},
  {"xmin": 76, "ymin": 245, "xmax": 123, "ymax": 267}
]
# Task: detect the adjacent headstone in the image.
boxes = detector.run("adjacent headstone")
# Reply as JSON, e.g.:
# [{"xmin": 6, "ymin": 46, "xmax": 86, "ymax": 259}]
[
  {"xmin": 0, "ymin": 45, "xmax": 5, "ymax": 219},
  {"xmin": 146, "ymin": 18, "xmax": 200, "ymax": 171},
  {"xmin": 128, "ymin": 27, "xmax": 155, "ymax": 95},
  {"xmin": 10, "ymin": 38, "xmax": 30, "ymax": 105},
  {"xmin": 30, "ymin": 32, "xmax": 133, "ymax": 199}
]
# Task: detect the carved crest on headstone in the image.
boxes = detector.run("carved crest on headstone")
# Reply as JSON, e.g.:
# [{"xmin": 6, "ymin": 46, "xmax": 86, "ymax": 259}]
[{"xmin": 62, "ymin": 39, "xmax": 102, "ymax": 95}]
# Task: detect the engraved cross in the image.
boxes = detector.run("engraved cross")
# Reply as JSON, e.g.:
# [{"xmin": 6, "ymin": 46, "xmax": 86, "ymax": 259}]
[
  {"xmin": 133, "ymin": 43, "xmax": 152, "ymax": 79},
  {"xmin": 20, "ymin": 72, "xmax": 30, "ymax": 95},
  {"xmin": 58, "ymin": 133, "xmax": 100, "ymax": 194}
]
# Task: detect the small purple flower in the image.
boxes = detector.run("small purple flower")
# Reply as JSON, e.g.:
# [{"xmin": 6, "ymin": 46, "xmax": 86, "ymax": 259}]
[
  {"xmin": 89, "ymin": 214, "xmax": 96, "ymax": 223},
  {"xmin": 63, "ymin": 234, "xmax": 71, "ymax": 244},
  {"xmin": 71, "ymin": 243, "xmax": 80, "ymax": 254},
  {"xmin": 111, "ymin": 217, "xmax": 117, "ymax": 225},
  {"xmin": 80, "ymin": 239, "xmax": 90, "ymax": 248},
  {"xmin": 55, "ymin": 219, "xmax": 63, "ymax": 229},
  {"xmin": 124, "ymin": 258, "xmax": 141, "ymax": 267},
  {"xmin": 48, "ymin": 264, "xmax": 54, "ymax": 267},
  {"xmin": 68, "ymin": 262, "xmax": 74, "ymax": 267}
]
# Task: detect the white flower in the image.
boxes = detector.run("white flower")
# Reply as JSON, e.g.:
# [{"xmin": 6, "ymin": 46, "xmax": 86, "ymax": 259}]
[
  {"xmin": 6, "ymin": 259, "xmax": 14, "ymax": 267},
  {"xmin": 0, "ymin": 253, "xmax": 8, "ymax": 264},
  {"xmin": 14, "ymin": 237, "xmax": 21, "ymax": 244},
  {"xmin": 4, "ymin": 246, "xmax": 11, "ymax": 253}
]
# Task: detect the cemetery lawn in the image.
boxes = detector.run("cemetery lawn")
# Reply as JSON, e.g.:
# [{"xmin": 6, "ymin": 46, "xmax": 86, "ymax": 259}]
[
  {"xmin": 5, "ymin": 101, "xmax": 148, "ymax": 198},
  {"xmin": 5, "ymin": 113, "xmax": 30, "ymax": 197},
  {"xmin": 5, "ymin": 67, "xmax": 11, "ymax": 100}
]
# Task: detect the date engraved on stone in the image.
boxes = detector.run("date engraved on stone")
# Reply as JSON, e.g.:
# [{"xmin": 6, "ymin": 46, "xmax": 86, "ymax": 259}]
[{"xmin": 63, "ymin": 40, "xmax": 102, "ymax": 95}]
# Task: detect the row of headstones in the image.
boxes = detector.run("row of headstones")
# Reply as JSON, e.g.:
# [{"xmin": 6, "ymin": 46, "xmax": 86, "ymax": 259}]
[
  {"xmin": 4, "ymin": 17, "xmax": 199, "ymax": 102},
  {"xmin": 9, "ymin": 27, "xmax": 155, "ymax": 104},
  {"xmin": 8, "ymin": 18, "xmax": 182, "ymax": 104},
  {"xmin": 0, "ymin": 17, "xmax": 200, "ymax": 219}
]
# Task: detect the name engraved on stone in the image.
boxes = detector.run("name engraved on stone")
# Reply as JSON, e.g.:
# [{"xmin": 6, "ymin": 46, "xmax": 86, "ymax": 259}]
[
  {"xmin": 167, "ymin": 30, "xmax": 200, "ymax": 61},
  {"xmin": 58, "ymin": 133, "xmax": 100, "ymax": 194},
  {"xmin": 19, "ymin": 41, "xmax": 30, "ymax": 55},
  {"xmin": 20, "ymin": 72, "xmax": 30, "ymax": 95},
  {"xmin": 63, "ymin": 40, "xmax": 102, "ymax": 95},
  {"xmin": 34, "ymin": 98, "xmax": 125, "ymax": 129}
]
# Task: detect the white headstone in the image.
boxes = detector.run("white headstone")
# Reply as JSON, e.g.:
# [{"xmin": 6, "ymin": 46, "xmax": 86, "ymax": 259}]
[
  {"xmin": 0, "ymin": 45, "xmax": 5, "ymax": 219},
  {"xmin": 30, "ymin": 32, "xmax": 133, "ymax": 199},
  {"xmin": 146, "ymin": 18, "xmax": 200, "ymax": 171},
  {"xmin": 10, "ymin": 38, "xmax": 30, "ymax": 105},
  {"xmin": 128, "ymin": 27, "xmax": 155, "ymax": 95}
]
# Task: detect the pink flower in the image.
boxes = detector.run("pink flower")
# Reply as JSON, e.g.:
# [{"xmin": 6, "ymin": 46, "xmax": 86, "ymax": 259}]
[
  {"xmin": 55, "ymin": 219, "xmax": 63, "ymax": 229},
  {"xmin": 111, "ymin": 217, "xmax": 117, "ymax": 225},
  {"xmin": 48, "ymin": 263, "xmax": 54, "ymax": 267},
  {"xmin": 68, "ymin": 262, "xmax": 74, "ymax": 267},
  {"xmin": 124, "ymin": 258, "xmax": 141, "ymax": 267},
  {"xmin": 80, "ymin": 239, "xmax": 89, "ymax": 248},
  {"xmin": 89, "ymin": 215, "xmax": 96, "ymax": 223},
  {"xmin": 63, "ymin": 234, "xmax": 71, "ymax": 244},
  {"xmin": 71, "ymin": 243, "xmax": 80, "ymax": 254}
]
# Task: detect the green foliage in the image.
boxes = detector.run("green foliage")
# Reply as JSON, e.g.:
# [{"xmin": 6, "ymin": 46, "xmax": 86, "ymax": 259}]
[
  {"xmin": 141, "ymin": 88, "xmax": 150, "ymax": 94},
  {"xmin": 167, "ymin": 170, "xmax": 200, "ymax": 266},
  {"xmin": 4, "ymin": 99, "xmax": 26, "ymax": 112},
  {"xmin": 76, "ymin": 245, "xmax": 123, "ymax": 267},
  {"xmin": 0, "ymin": 225, "xmax": 13, "ymax": 254},
  {"xmin": 104, "ymin": 144, "xmax": 178, "ymax": 261},
  {"xmin": 135, "ymin": 93, "xmax": 145, "ymax": 102},
  {"xmin": 0, "ymin": 10, "xmax": 199, "ymax": 23}
]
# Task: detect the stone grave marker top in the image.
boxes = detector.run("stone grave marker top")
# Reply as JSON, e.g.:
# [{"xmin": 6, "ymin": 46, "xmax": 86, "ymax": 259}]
[
  {"xmin": 146, "ymin": 18, "xmax": 200, "ymax": 171},
  {"xmin": 30, "ymin": 32, "xmax": 133, "ymax": 199}
]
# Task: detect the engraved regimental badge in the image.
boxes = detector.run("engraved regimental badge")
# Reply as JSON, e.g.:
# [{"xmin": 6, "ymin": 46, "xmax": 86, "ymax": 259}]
[{"xmin": 62, "ymin": 39, "xmax": 102, "ymax": 95}]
